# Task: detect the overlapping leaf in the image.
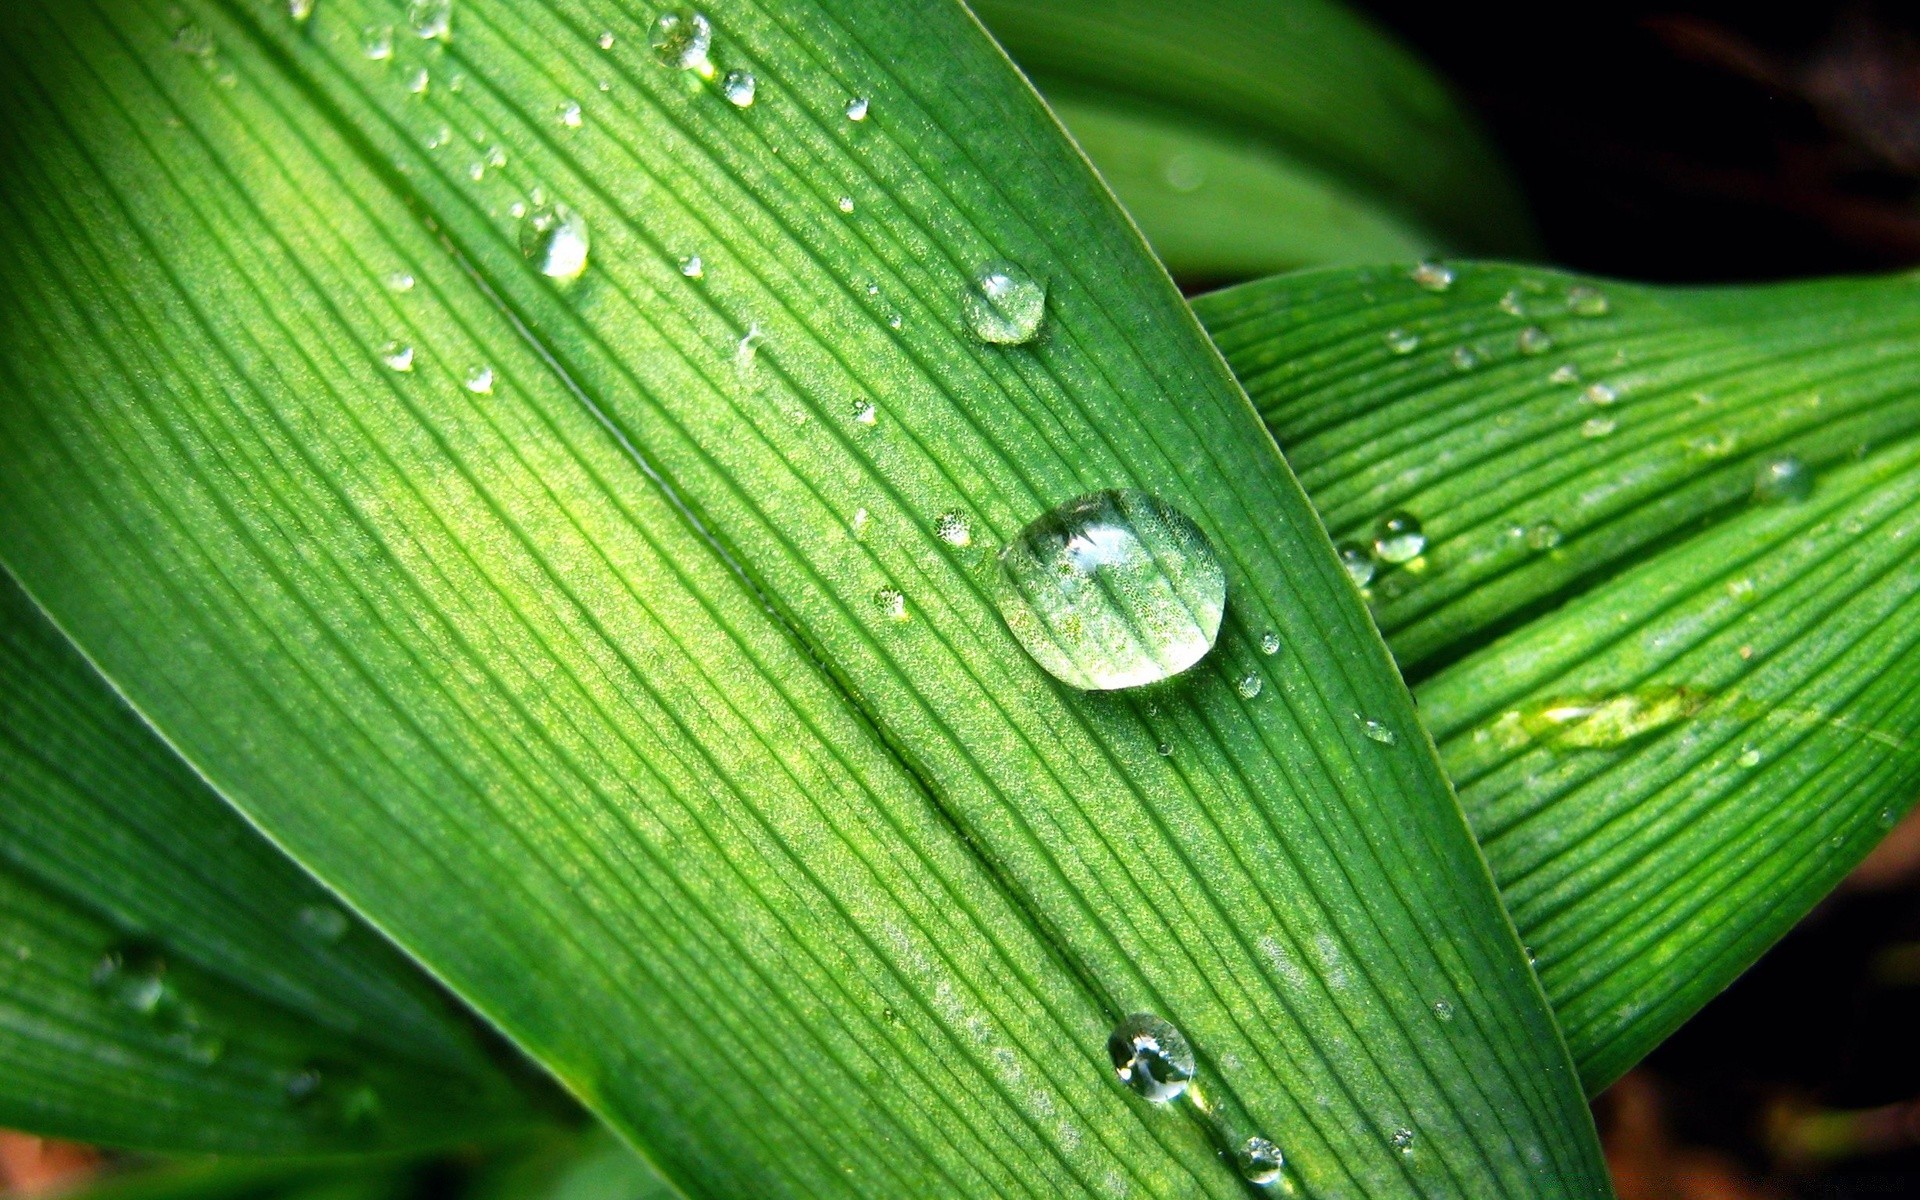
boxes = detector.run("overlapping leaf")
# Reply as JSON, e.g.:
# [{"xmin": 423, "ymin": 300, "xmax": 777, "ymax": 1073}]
[
  {"xmin": 1198, "ymin": 263, "xmax": 1920, "ymax": 1089},
  {"xmin": 0, "ymin": 0, "xmax": 1605, "ymax": 1197}
]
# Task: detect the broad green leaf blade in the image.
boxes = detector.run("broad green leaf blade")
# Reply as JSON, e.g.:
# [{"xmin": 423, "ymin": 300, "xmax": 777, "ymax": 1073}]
[
  {"xmin": 1045, "ymin": 96, "xmax": 1436, "ymax": 278},
  {"xmin": 0, "ymin": 570, "xmax": 543, "ymax": 1153},
  {"xmin": 1196, "ymin": 264, "xmax": 1920, "ymax": 1090},
  {"xmin": 974, "ymin": 0, "xmax": 1534, "ymax": 265},
  {"xmin": 0, "ymin": 4, "xmax": 1607, "ymax": 1199}
]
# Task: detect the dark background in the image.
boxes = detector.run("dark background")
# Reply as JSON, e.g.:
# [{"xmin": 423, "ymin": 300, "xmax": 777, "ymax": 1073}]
[{"xmin": 1354, "ymin": 3, "xmax": 1920, "ymax": 1196}]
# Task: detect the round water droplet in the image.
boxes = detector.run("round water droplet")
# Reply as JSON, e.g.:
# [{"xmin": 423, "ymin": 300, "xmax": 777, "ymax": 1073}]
[
  {"xmin": 1384, "ymin": 328, "xmax": 1420, "ymax": 355},
  {"xmin": 1372, "ymin": 511, "xmax": 1425, "ymax": 564},
  {"xmin": 934, "ymin": 512, "xmax": 972, "ymax": 547},
  {"xmin": 1567, "ymin": 285, "xmax": 1610, "ymax": 317},
  {"xmin": 851, "ymin": 399, "xmax": 877, "ymax": 426},
  {"xmin": 1236, "ymin": 1136, "xmax": 1284, "ymax": 1186},
  {"xmin": 407, "ymin": 0, "xmax": 451, "ymax": 40},
  {"xmin": 1581, "ymin": 416, "xmax": 1616, "ymax": 439},
  {"xmin": 721, "ymin": 69, "xmax": 756, "ymax": 108},
  {"xmin": 284, "ymin": 1065, "xmax": 324, "ymax": 1103},
  {"xmin": 679, "ymin": 253, "xmax": 704, "ymax": 279},
  {"xmin": 874, "ymin": 587, "xmax": 907, "ymax": 621},
  {"xmin": 651, "ymin": 9, "xmax": 712, "ymax": 71},
  {"xmin": 1392, "ymin": 1128, "xmax": 1415, "ymax": 1154},
  {"xmin": 1753, "ymin": 455, "xmax": 1812, "ymax": 504},
  {"xmin": 1107, "ymin": 1013, "xmax": 1194, "ymax": 1103},
  {"xmin": 296, "ymin": 904, "xmax": 350, "ymax": 942},
  {"xmin": 962, "ymin": 261, "xmax": 1046, "ymax": 345},
  {"xmin": 1409, "ymin": 260, "xmax": 1454, "ymax": 291},
  {"xmin": 1549, "ymin": 363, "xmax": 1580, "ymax": 384},
  {"xmin": 992, "ymin": 489, "xmax": 1226, "ymax": 691},
  {"xmin": 1236, "ymin": 673, "xmax": 1263, "ymax": 700},
  {"xmin": 1357, "ymin": 714, "xmax": 1398, "ymax": 746},
  {"xmin": 289, "ymin": 0, "xmax": 315, "ymax": 23},
  {"xmin": 557, "ymin": 99, "xmax": 582, "ymax": 127},
  {"xmin": 464, "ymin": 365, "xmax": 494, "ymax": 394},
  {"xmin": 404, "ymin": 66, "xmax": 430, "ymax": 95},
  {"xmin": 1451, "ymin": 345, "xmax": 1479, "ymax": 371},
  {"xmin": 845, "ymin": 95, "xmax": 869, "ymax": 121},
  {"xmin": 1518, "ymin": 326, "xmax": 1552, "ymax": 355},
  {"xmin": 1155, "ymin": 741, "xmax": 1172, "ymax": 757},
  {"xmin": 1336, "ymin": 541, "xmax": 1376, "ymax": 588},
  {"xmin": 1583, "ymin": 383, "xmax": 1618, "ymax": 406},
  {"xmin": 837, "ymin": 195, "xmax": 855, "ymax": 214},
  {"xmin": 1737, "ymin": 746, "xmax": 1762, "ymax": 768},
  {"xmin": 887, "ymin": 313, "xmax": 904, "ymax": 330},
  {"xmin": 1526, "ymin": 522, "xmax": 1564, "ymax": 551},
  {"xmin": 1432, "ymin": 999, "xmax": 1454, "ymax": 1021},
  {"xmin": 381, "ymin": 341, "xmax": 415, "ymax": 372},
  {"xmin": 386, "ymin": 270, "xmax": 415, "ymax": 292},
  {"xmin": 1880, "ymin": 807, "xmax": 1899, "ymax": 830},
  {"xmin": 362, "ymin": 24, "xmax": 393, "ymax": 59},
  {"xmin": 521, "ymin": 203, "xmax": 590, "ymax": 282},
  {"xmin": 1260, "ymin": 631, "xmax": 1280, "ymax": 655},
  {"xmin": 597, "ymin": 29, "xmax": 615, "ymax": 49}
]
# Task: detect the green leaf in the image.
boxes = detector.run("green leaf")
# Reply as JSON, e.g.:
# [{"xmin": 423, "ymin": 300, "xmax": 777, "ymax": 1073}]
[
  {"xmin": 974, "ymin": 0, "xmax": 1534, "ymax": 265},
  {"xmin": 0, "ymin": 569, "xmax": 544, "ymax": 1153},
  {"xmin": 1197, "ymin": 263, "xmax": 1920, "ymax": 1091},
  {"xmin": 0, "ymin": 3, "xmax": 1605, "ymax": 1198}
]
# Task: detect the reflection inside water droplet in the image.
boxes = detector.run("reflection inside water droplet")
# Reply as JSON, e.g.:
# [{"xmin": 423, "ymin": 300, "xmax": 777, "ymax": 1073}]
[
  {"xmin": 521, "ymin": 203, "xmax": 590, "ymax": 281},
  {"xmin": 1372, "ymin": 512, "xmax": 1425, "ymax": 564},
  {"xmin": 962, "ymin": 261, "xmax": 1046, "ymax": 345},
  {"xmin": 845, "ymin": 95, "xmax": 869, "ymax": 121},
  {"xmin": 721, "ymin": 69, "xmax": 756, "ymax": 108},
  {"xmin": 1107, "ymin": 1013, "xmax": 1195, "ymax": 1103},
  {"xmin": 1753, "ymin": 455, "xmax": 1813, "ymax": 504},
  {"xmin": 1409, "ymin": 260, "xmax": 1454, "ymax": 291},
  {"xmin": 1336, "ymin": 541, "xmax": 1376, "ymax": 588},
  {"xmin": 1237, "ymin": 1136, "xmax": 1284, "ymax": 1186},
  {"xmin": 650, "ymin": 9, "xmax": 712, "ymax": 72}
]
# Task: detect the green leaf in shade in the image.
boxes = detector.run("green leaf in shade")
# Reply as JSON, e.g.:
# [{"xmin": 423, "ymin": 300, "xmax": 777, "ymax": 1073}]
[
  {"xmin": 974, "ymin": 0, "xmax": 1534, "ymax": 266},
  {"xmin": 1197, "ymin": 263, "xmax": 1920, "ymax": 1090},
  {"xmin": 0, "ymin": 3, "xmax": 1607, "ymax": 1198},
  {"xmin": 0, "ymin": 570, "xmax": 545, "ymax": 1153}
]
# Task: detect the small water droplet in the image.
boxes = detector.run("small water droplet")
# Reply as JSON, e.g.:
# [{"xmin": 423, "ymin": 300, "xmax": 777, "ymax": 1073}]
[
  {"xmin": 464, "ymin": 365, "xmax": 494, "ymax": 394},
  {"xmin": 887, "ymin": 313, "xmax": 903, "ymax": 330},
  {"xmin": 934, "ymin": 512, "xmax": 972, "ymax": 547},
  {"xmin": 1357, "ymin": 714, "xmax": 1398, "ymax": 746},
  {"xmin": 837, "ymin": 195, "xmax": 855, "ymax": 214},
  {"xmin": 289, "ymin": 0, "xmax": 316, "ymax": 22},
  {"xmin": 362, "ymin": 24, "xmax": 393, "ymax": 59},
  {"xmin": 486, "ymin": 145, "xmax": 507, "ymax": 169},
  {"xmin": 1753, "ymin": 455, "xmax": 1813, "ymax": 504},
  {"xmin": 874, "ymin": 587, "xmax": 907, "ymax": 621},
  {"xmin": 1384, "ymin": 328, "xmax": 1419, "ymax": 354},
  {"xmin": 850, "ymin": 507, "xmax": 870, "ymax": 539},
  {"xmin": 557, "ymin": 99, "xmax": 582, "ymax": 127},
  {"xmin": 1336, "ymin": 541, "xmax": 1376, "ymax": 587},
  {"xmin": 1107, "ymin": 1013, "xmax": 1194, "ymax": 1103},
  {"xmin": 1583, "ymin": 383, "xmax": 1618, "ymax": 406},
  {"xmin": 404, "ymin": 66, "xmax": 430, "ymax": 95},
  {"xmin": 1728, "ymin": 577, "xmax": 1756, "ymax": 600},
  {"xmin": 1236, "ymin": 673, "xmax": 1263, "ymax": 700},
  {"xmin": 1409, "ymin": 260, "xmax": 1454, "ymax": 291},
  {"xmin": 1518, "ymin": 326, "xmax": 1552, "ymax": 355},
  {"xmin": 1156, "ymin": 741, "xmax": 1172, "ymax": 757},
  {"xmin": 1526, "ymin": 522, "xmax": 1564, "ymax": 550},
  {"xmin": 735, "ymin": 324, "xmax": 764, "ymax": 372},
  {"xmin": 1372, "ymin": 511, "xmax": 1425, "ymax": 564},
  {"xmin": 1880, "ymin": 808, "xmax": 1899, "ymax": 830},
  {"xmin": 1432, "ymin": 999, "xmax": 1454, "ymax": 1021},
  {"xmin": 1236, "ymin": 1136, "xmax": 1284, "ymax": 1186},
  {"xmin": 651, "ymin": 9, "xmax": 712, "ymax": 72},
  {"xmin": 520, "ymin": 203, "xmax": 590, "ymax": 281},
  {"xmin": 1498, "ymin": 288, "xmax": 1526, "ymax": 317},
  {"xmin": 962, "ymin": 261, "xmax": 1046, "ymax": 345},
  {"xmin": 1162, "ymin": 152, "xmax": 1206, "ymax": 192},
  {"xmin": 722, "ymin": 70, "xmax": 756, "ymax": 108},
  {"xmin": 296, "ymin": 904, "xmax": 351, "ymax": 943},
  {"xmin": 851, "ymin": 399, "xmax": 877, "ymax": 426},
  {"xmin": 597, "ymin": 29, "xmax": 615, "ymax": 49},
  {"xmin": 845, "ymin": 95, "xmax": 869, "ymax": 121},
  {"xmin": 1392, "ymin": 1128, "xmax": 1416, "ymax": 1154},
  {"xmin": 173, "ymin": 23, "xmax": 216, "ymax": 58},
  {"xmin": 1581, "ymin": 416, "xmax": 1617, "ymax": 439},
  {"xmin": 385, "ymin": 270, "xmax": 415, "ymax": 292},
  {"xmin": 679, "ymin": 253, "xmax": 704, "ymax": 279},
  {"xmin": 1737, "ymin": 746, "xmax": 1762, "ymax": 768},
  {"xmin": 92, "ymin": 944, "xmax": 169, "ymax": 1015},
  {"xmin": 1566, "ymin": 285, "xmax": 1610, "ymax": 316},
  {"xmin": 423, "ymin": 124, "xmax": 451, "ymax": 150},
  {"xmin": 381, "ymin": 341, "xmax": 415, "ymax": 372},
  {"xmin": 285, "ymin": 1066, "xmax": 324, "ymax": 1102},
  {"xmin": 992, "ymin": 489, "xmax": 1226, "ymax": 691},
  {"xmin": 1260, "ymin": 631, "xmax": 1281, "ymax": 655},
  {"xmin": 407, "ymin": 0, "xmax": 451, "ymax": 40},
  {"xmin": 1524, "ymin": 945, "xmax": 1539, "ymax": 966},
  {"xmin": 1549, "ymin": 363, "xmax": 1580, "ymax": 384},
  {"xmin": 1451, "ymin": 345, "xmax": 1479, "ymax": 371},
  {"xmin": 467, "ymin": 160, "xmax": 486, "ymax": 181}
]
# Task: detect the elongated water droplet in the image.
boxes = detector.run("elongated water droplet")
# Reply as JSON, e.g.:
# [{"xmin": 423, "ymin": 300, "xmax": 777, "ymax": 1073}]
[
  {"xmin": 1581, "ymin": 416, "xmax": 1616, "ymax": 439},
  {"xmin": 845, "ymin": 95, "xmax": 869, "ymax": 121},
  {"xmin": 679, "ymin": 253, "xmax": 704, "ymax": 279},
  {"xmin": 407, "ymin": 0, "xmax": 451, "ymax": 40},
  {"xmin": 296, "ymin": 904, "xmax": 350, "ymax": 942},
  {"xmin": 1519, "ymin": 686, "xmax": 1707, "ymax": 749},
  {"xmin": 1336, "ymin": 541, "xmax": 1376, "ymax": 587},
  {"xmin": 850, "ymin": 508, "xmax": 870, "ymax": 539},
  {"xmin": 1567, "ymin": 285, "xmax": 1610, "ymax": 316},
  {"xmin": 722, "ymin": 70, "xmax": 756, "ymax": 107},
  {"xmin": 1583, "ymin": 383, "xmax": 1618, "ymax": 406},
  {"xmin": 934, "ymin": 512, "xmax": 972, "ymax": 547},
  {"xmin": 1236, "ymin": 1136, "xmax": 1284, "ymax": 1186},
  {"xmin": 1409, "ymin": 260, "xmax": 1454, "ymax": 291},
  {"xmin": 651, "ymin": 9, "xmax": 712, "ymax": 72},
  {"xmin": 404, "ymin": 66, "xmax": 430, "ymax": 95},
  {"xmin": 1498, "ymin": 288, "xmax": 1526, "ymax": 317},
  {"xmin": 381, "ymin": 341, "xmax": 415, "ymax": 372},
  {"xmin": 464, "ymin": 365, "xmax": 494, "ymax": 394},
  {"xmin": 1357, "ymin": 714, "xmax": 1398, "ymax": 745},
  {"xmin": 521, "ymin": 203, "xmax": 590, "ymax": 281},
  {"xmin": 385, "ymin": 270, "xmax": 415, "ymax": 292},
  {"xmin": 992, "ymin": 489, "xmax": 1226, "ymax": 691},
  {"xmin": 1451, "ymin": 345, "xmax": 1479, "ymax": 371},
  {"xmin": 362, "ymin": 24, "xmax": 393, "ymax": 59},
  {"xmin": 1518, "ymin": 326, "xmax": 1552, "ymax": 354},
  {"xmin": 1754, "ymin": 455, "xmax": 1812, "ymax": 504},
  {"xmin": 962, "ymin": 261, "xmax": 1046, "ymax": 345},
  {"xmin": 1549, "ymin": 363, "xmax": 1580, "ymax": 384},
  {"xmin": 1107, "ymin": 1013, "xmax": 1194, "ymax": 1103},
  {"xmin": 1372, "ymin": 511, "xmax": 1425, "ymax": 564},
  {"xmin": 1236, "ymin": 673, "xmax": 1263, "ymax": 700},
  {"xmin": 1526, "ymin": 522, "xmax": 1563, "ymax": 550},
  {"xmin": 1384, "ymin": 328, "xmax": 1419, "ymax": 354}
]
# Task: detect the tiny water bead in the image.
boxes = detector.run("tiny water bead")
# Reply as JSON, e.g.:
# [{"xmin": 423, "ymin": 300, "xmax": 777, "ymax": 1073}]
[
  {"xmin": 296, "ymin": 904, "xmax": 350, "ymax": 942},
  {"xmin": 1372, "ymin": 511, "xmax": 1425, "ymax": 564},
  {"xmin": 557, "ymin": 99, "xmax": 582, "ymax": 127},
  {"xmin": 1357, "ymin": 714, "xmax": 1397, "ymax": 746},
  {"xmin": 1384, "ymin": 328, "xmax": 1419, "ymax": 355},
  {"xmin": 405, "ymin": 66, "xmax": 430, "ymax": 95},
  {"xmin": 1582, "ymin": 383, "xmax": 1618, "ymax": 406},
  {"xmin": 1234, "ymin": 673, "xmax": 1264, "ymax": 700},
  {"xmin": 680, "ymin": 253, "xmax": 704, "ymax": 279},
  {"xmin": 1260, "ymin": 631, "xmax": 1281, "ymax": 655},
  {"xmin": 1450, "ymin": 345, "xmax": 1479, "ymax": 371},
  {"xmin": 962, "ymin": 261, "xmax": 1046, "ymax": 345},
  {"xmin": 934, "ymin": 512, "xmax": 972, "ymax": 547},
  {"xmin": 1549, "ymin": 363, "xmax": 1580, "ymax": 384},
  {"xmin": 1518, "ymin": 326, "xmax": 1553, "ymax": 355},
  {"xmin": 1236, "ymin": 1136, "xmax": 1284, "ymax": 1186},
  {"xmin": 851, "ymin": 399, "xmax": 877, "ymax": 426},
  {"xmin": 992, "ymin": 489, "xmax": 1227, "ymax": 691},
  {"xmin": 845, "ymin": 95, "xmax": 869, "ymax": 121},
  {"xmin": 1392, "ymin": 1128, "xmax": 1416, "ymax": 1154},
  {"xmin": 1335, "ymin": 541, "xmax": 1376, "ymax": 588},
  {"xmin": 837, "ymin": 195, "xmax": 855, "ymax": 214},
  {"xmin": 362, "ymin": 23, "xmax": 393, "ymax": 59},
  {"xmin": 464, "ymin": 365, "xmax": 494, "ymax": 394},
  {"xmin": 1754, "ymin": 455, "xmax": 1813, "ymax": 504},
  {"xmin": 1408, "ymin": 260, "xmax": 1454, "ymax": 291},
  {"xmin": 289, "ymin": 0, "xmax": 315, "ymax": 22},
  {"xmin": 721, "ymin": 69, "xmax": 756, "ymax": 108},
  {"xmin": 651, "ymin": 8, "xmax": 713, "ymax": 72},
  {"xmin": 521, "ymin": 203, "xmax": 590, "ymax": 282},
  {"xmin": 1566, "ymin": 285, "xmax": 1610, "ymax": 316},
  {"xmin": 408, "ymin": 0, "xmax": 451, "ymax": 40},
  {"xmin": 385, "ymin": 270, "xmax": 415, "ymax": 292},
  {"xmin": 1737, "ymin": 746, "xmax": 1762, "ymax": 768},
  {"xmin": 1581, "ymin": 416, "xmax": 1617, "ymax": 439},
  {"xmin": 597, "ymin": 30, "xmax": 615, "ymax": 49},
  {"xmin": 1431, "ymin": 999, "xmax": 1454, "ymax": 1021},
  {"xmin": 1107, "ymin": 1013, "xmax": 1195, "ymax": 1103},
  {"xmin": 381, "ymin": 341, "xmax": 414, "ymax": 372},
  {"xmin": 874, "ymin": 587, "xmax": 907, "ymax": 621},
  {"xmin": 1526, "ymin": 522, "xmax": 1564, "ymax": 551}
]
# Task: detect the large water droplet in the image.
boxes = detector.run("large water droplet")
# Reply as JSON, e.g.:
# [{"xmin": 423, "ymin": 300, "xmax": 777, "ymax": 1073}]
[
  {"xmin": 1236, "ymin": 1136, "xmax": 1284, "ymax": 1186},
  {"xmin": 992, "ymin": 489, "xmax": 1226, "ymax": 691},
  {"xmin": 1107, "ymin": 1013, "xmax": 1194, "ymax": 1103},
  {"xmin": 962, "ymin": 261, "xmax": 1046, "ymax": 345},
  {"xmin": 721, "ymin": 69, "xmax": 756, "ymax": 108},
  {"xmin": 1336, "ymin": 541, "xmax": 1376, "ymax": 588},
  {"xmin": 407, "ymin": 0, "xmax": 451, "ymax": 40},
  {"xmin": 1372, "ymin": 511, "xmax": 1425, "ymax": 564},
  {"xmin": 1408, "ymin": 260, "xmax": 1454, "ymax": 291},
  {"xmin": 289, "ymin": 0, "xmax": 315, "ymax": 22},
  {"xmin": 650, "ymin": 9, "xmax": 712, "ymax": 72},
  {"xmin": 1753, "ymin": 455, "xmax": 1813, "ymax": 504},
  {"xmin": 521, "ymin": 203, "xmax": 590, "ymax": 281}
]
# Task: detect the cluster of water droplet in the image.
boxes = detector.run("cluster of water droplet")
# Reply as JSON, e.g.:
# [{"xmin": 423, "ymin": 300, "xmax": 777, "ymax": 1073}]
[{"xmin": 1106, "ymin": 1013, "xmax": 1291, "ymax": 1188}]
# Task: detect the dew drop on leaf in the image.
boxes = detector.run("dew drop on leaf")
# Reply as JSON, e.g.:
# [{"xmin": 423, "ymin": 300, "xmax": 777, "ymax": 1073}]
[
  {"xmin": 1260, "ymin": 631, "xmax": 1281, "ymax": 655},
  {"xmin": 934, "ymin": 512, "xmax": 971, "ymax": 547},
  {"xmin": 1106, "ymin": 1013, "xmax": 1194, "ymax": 1103},
  {"xmin": 404, "ymin": 66, "xmax": 429, "ymax": 95},
  {"xmin": 1566, "ymin": 285, "xmax": 1610, "ymax": 316},
  {"xmin": 845, "ymin": 95, "xmax": 869, "ymax": 121},
  {"xmin": 721, "ymin": 69, "xmax": 756, "ymax": 108},
  {"xmin": 962, "ymin": 261, "xmax": 1046, "ymax": 345},
  {"xmin": 1372, "ymin": 511, "xmax": 1425, "ymax": 564},
  {"xmin": 1518, "ymin": 326, "xmax": 1552, "ymax": 354},
  {"xmin": 992, "ymin": 489, "xmax": 1227, "ymax": 691},
  {"xmin": 361, "ymin": 24, "xmax": 393, "ymax": 60},
  {"xmin": 296, "ymin": 904, "xmax": 351, "ymax": 942},
  {"xmin": 1450, "ymin": 345, "xmax": 1479, "ymax": 371},
  {"xmin": 380, "ymin": 341, "xmax": 414, "ymax": 372},
  {"xmin": 1392, "ymin": 1127, "xmax": 1416, "ymax": 1154},
  {"xmin": 1526, "ymin": 522, "xmax": 1564, "ymax": 551},
  {"xmin": 1408, "ymin": 260, "xmax": 1454, "ymax": 291},
  {"xmin": 1583, "ymin": 383, "xmax": 1618, "ymax": 406},
  {"xmin": 1236, "ymin": 1136, "xmax": 1284, "ymax": 1186},
  {"xmin": 288, "ymin": 0, "xmax": 315, "ymax": 23},
  {"xmin": 1335, "ymin": 541, "xmax": 1376, "ymax": 587},
  {"xmin": 1549, "ymin": 363, "xmax": 1580, "ymax": 384},
  {"xmin": 557, "ymin": 99, "xmax": 582, "ymax": 127},
  {"xmin": 679, "ymin": 253, "xmax": 704, "ymax": 279},
  {"xmin": 1236, "ymin": 673, "xmax": 1263, "ymax": 700},
  {"xmin": 1753, "ymin": 455, "xmax": 1813, "ymax": 504},
  {"xmin": 520, "ymin": 203, "xmax": 590, "ymax": 282},
  {"xmin": 464, "ymin": 365, "xmax": 494, "ymax": 394},
  {"xmin": 1581, "ymin": 416, "xmax": 1616, "ymax": 439},
  {"xmin": 385, "ymin": 270, "xmax": 415, "ymax": 292},
  {"xmin": 1384, "ymin": 328, "xmax": 1419, "ymax": 354},
  {"xmin": 1357, "ymin": 715, "xmax": 1398, "ymax": 746},
  {"xmin": 873, "ymin": 587, "xmax": 907, "ymax": 621},
  {"xmin": 650, "ymin": 9, "xmax": 712, "ymax": 72},
  {"xmin": 1432, "ymin": 999, "xmax": 1454, "ymax": 1021},
  {"xmin": 407, "ymin": 0, "xmax": 451, "ymax": 41},
  {"xmin": 851, "ymin": 399, "xmax": 877, "ymax": 426}
]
